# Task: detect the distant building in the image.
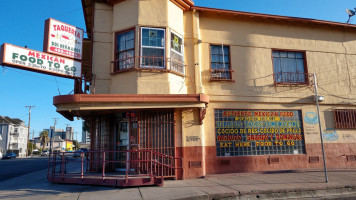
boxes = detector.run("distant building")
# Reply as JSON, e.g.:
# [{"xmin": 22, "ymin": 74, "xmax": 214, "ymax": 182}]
[
  {"xmin": 44, "ymin": 126, "xmax": 73, "ymax": 140},
  {"xmin": 82, "ymin": 130, "xmax": 90, "ymax": 144},
  {"xmin": 33, "ymin": 136, "xmax": 43, "ymax": 150},
  {"xmin": 0, "ymin": 116, "xmax": 28, "ymax": 157},
  {"xmin": 65, "ymin": 127, "xmax": 73, "ymax": 140},
  {"xmin": 44, "ymin": 135, "xmax": 67, "ymax": 152}
]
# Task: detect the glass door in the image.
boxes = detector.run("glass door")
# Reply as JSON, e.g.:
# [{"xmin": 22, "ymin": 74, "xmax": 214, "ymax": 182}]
[{"xmin": 115, "ymin": 121, "xmax": 129, "ymax": 171}]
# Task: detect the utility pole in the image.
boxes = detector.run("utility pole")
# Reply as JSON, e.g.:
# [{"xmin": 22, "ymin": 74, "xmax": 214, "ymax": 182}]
[
  {"xmin": 313, "ymin": 73, "xmax": 328, "ymax": 183},
  {"xmin": 31, "ymin": 130, "xmax": 34, "ymax": 156},
  {"xmin": 25, "ymin": 106, "xmax": 35, "ymax": 157},
  {"xmin": 50, "ymin": 118, "xmax": 58, "ymax": 154}
]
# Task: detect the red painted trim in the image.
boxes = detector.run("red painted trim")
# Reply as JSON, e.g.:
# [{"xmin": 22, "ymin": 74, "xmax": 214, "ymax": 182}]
[
  {"xmin": 53, "ymin": 94, "xmax": 210, "ymax": 105},
  {"xmin": 192, "ymin": 6, "xmax": 356, "ymax": 29}
]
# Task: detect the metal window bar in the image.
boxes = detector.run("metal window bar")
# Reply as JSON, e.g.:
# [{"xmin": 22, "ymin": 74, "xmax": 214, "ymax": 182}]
[
  {"xmin": 210, "ymin": 69, "xmax": 233, "ymax": 80},
  {"xmin": 273, "ymin": 72, "xmax": 310, "ymax": 85},
  {"xmin": 334, "ymin": 109, "xmax": 356, "ymax": 129}
]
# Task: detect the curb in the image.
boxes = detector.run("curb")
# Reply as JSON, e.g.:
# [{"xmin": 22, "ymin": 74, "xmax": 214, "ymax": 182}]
[{"xmin": 174, "ymin": 185, "xmax": 356, "ymax": 200}]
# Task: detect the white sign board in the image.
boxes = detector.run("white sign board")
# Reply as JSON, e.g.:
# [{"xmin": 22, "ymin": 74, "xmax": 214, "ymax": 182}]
[
  {"xmin": 43, "ymin": 18, "xmax": 84, "ymax": 60},
  {"xmin": 1, "ymin": 43, "xmax": 82, "ymax": 79}
]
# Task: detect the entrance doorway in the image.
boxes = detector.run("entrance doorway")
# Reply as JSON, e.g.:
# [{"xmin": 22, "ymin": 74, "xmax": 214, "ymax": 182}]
[
  {"xmin": 113, "ymin": 110, "xmax": 176, "ymax": 177},
  {"xmin": 114, "ymin": 112, "xmax": 138, "ymax": 172}
]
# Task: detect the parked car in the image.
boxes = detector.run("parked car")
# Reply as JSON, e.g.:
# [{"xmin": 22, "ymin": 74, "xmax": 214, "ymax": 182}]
[
  {"xmin": 2, "ymin": 152, "xmax": 17, "ymax": 159},
  {"xmin": 41, "ymin": 150, "xmax": 49, "ymax": 156},
  {"xmin": 73, "ymin": 149, "xmax": 89, "ymax": 158}
]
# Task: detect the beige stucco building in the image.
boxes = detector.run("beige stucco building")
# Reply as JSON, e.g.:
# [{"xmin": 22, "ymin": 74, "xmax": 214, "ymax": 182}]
[{"xmin": 53, "ymin": 0, "xmax": 356, "ymax": 182}]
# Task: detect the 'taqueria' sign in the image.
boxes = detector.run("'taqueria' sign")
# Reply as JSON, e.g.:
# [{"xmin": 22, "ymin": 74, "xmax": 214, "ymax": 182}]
[
  {"xmin": 0, "ymin": 43, "xmax": 81, "ymax": 78},
  {"xmin": 43, "ymin": 18, "xmax": 84, "ymax": 60}
]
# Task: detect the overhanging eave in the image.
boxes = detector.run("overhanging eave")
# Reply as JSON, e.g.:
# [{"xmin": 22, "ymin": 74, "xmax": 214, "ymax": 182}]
[{"xmin": 53, "ymin": 94, "xmax": 209, "ymax": 120}]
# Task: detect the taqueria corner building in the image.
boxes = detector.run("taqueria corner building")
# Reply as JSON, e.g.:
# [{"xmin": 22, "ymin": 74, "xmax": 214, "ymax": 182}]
[{"xmin": 52, "ymin": 0, "xmax": 356, "ymax": 180}]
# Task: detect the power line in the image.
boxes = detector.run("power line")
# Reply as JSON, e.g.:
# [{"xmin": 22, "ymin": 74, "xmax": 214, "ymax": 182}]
[
  {"xmin": 318, "ymin": 85, "xmax": 356, "ymax": 100},
  {"xmin": 0, "ymin": 66, "xmax": 72, "ymax": 86}
]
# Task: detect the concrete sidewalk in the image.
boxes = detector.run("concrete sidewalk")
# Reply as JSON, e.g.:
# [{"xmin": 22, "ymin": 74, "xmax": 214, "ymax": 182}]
[{"xmin": 0, "ymin": 168, "xmax": 356, "ymax": 200}]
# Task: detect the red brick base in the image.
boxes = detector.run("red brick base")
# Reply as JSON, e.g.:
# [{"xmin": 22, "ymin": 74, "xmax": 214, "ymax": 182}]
[{"xmin": 178, "ymin": 143, "xmax": 356, "ymax": 179}]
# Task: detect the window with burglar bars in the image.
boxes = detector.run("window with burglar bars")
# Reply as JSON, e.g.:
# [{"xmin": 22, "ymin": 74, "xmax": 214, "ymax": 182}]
[
  {"xmin": 210, "ymin": 45, "xmax": 232, "ymax": 81},
  {"xmin": 139, "ymin": 111, "xmax": 174, "ymax": 157},
  {"xmin": 334, "ymin": 109, "xmax": 356, "ymax": 129},
  {"xmin": 272, "ymin": 50, "xmax": 308, "ymax": 85},
  {"xmin": 138, "ymin": 110, "xmax": 175, "ymax": 177}
]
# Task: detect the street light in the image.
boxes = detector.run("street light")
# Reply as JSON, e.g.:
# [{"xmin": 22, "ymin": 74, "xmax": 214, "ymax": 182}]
[{"xmin": 313, "ymin": 73, "xmax": 328, "ymax": 183}]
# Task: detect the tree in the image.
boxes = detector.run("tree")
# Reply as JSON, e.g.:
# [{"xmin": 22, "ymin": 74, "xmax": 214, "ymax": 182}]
[
  {"xmin": 39, "ymin": 130, "xmax": 49, "ymax": 151},
  {"xmin": 83, "ymin": 120, "xmax": 90, "ymax": 132},
  {"xmin": 27, "ymin": 141, "xmax": 36, "ymax": 155},
  {"xmin": 73, "ymin": 140, "xmax": 79, "ymax": 150}
]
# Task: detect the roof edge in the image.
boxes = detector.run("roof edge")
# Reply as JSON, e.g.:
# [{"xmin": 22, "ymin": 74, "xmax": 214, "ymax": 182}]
[
  {"xmin": 191, "ymin": 6, "xmax": 356, "ymax": 29},
  {"xmin": 53, "ymin": 94, "xmax": 209, "ymax": 105}
]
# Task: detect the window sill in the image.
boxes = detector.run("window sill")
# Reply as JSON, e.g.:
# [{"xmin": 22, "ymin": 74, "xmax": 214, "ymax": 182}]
[
  {"xmin": 273, "ymin": 82, "xmax": 310, "ymax": 86},
  {"xmin": 209, "ymin": 79, "xmax": 235, "ymax": 82}
]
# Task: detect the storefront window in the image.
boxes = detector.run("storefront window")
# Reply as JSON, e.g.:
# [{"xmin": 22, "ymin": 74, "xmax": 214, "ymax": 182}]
[{"xmin": 214, "ymin": 109, "xmax": 306, "ymax": 157}]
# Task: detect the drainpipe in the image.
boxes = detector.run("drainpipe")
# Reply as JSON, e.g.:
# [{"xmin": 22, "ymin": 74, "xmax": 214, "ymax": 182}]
[
  {"xmin": 192, "ymin": 9, "xmax": 204, "ymax": 94},
  {"xmin": 192, "ymin": 9, "xmax": 206, "ymax": 177}
]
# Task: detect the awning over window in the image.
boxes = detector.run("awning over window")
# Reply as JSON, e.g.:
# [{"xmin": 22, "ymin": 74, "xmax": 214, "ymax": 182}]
[{"xmin": 53, "ymin": 94, "xmax": 209, "ymax": 120}]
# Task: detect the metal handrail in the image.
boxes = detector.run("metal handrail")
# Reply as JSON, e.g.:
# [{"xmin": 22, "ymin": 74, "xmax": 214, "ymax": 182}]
[{"xmin": 47, "ymin": 149, "xmax": 181, "ymax": 183}]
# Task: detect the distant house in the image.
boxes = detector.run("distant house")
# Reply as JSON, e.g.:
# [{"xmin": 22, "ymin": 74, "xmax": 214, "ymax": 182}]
[
  {"xmin": 43, "ymin": 135, "xmax": 77, "ymax": 152},
  {"xmin": 0, "ymin": 116, "xmax": 28, "ymax": 157},
  {"xmin": 33, "ymin": 137, "xmax": 43, "ymax": 150}
]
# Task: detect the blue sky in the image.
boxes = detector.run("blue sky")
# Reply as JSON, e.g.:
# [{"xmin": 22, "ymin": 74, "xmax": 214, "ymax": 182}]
[{"xmin": 0, "ymin": 0, "xmax": 355, "ymax": 141}]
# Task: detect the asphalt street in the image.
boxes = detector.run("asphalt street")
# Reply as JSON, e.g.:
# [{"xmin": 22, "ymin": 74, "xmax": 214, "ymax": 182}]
[
  {"xmin": 0, "ymin": 157, "xmax": 49, "ymax": 182},
  {"xmin": 0, "ymin": 158, "xmax": 356, "ymax": 199}
]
